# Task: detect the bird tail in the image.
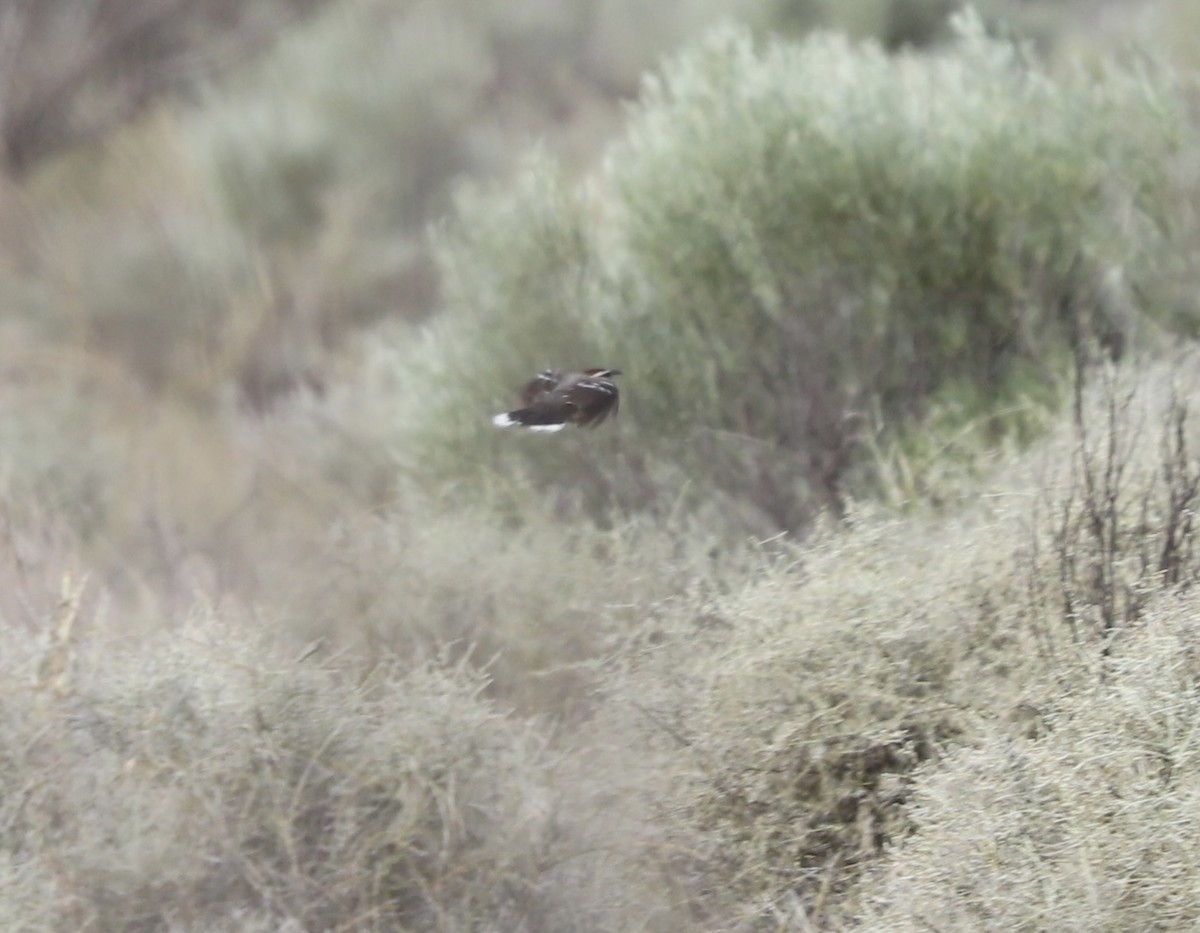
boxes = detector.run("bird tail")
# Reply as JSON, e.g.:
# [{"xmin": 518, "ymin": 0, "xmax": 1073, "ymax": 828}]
[{"xmin": 491, "ymin": 410, "xmax": 565, "ymax": 432}]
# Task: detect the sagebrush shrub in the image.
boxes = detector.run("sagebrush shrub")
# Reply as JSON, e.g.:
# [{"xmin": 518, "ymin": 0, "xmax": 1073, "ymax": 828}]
[
  {"xmin": 859, "ymin": 593, "xmax": 1200, "ymax": 932},
  {"xmin": 402, "ymin": 12, "xmax": 1186, "ymax": 533},
  {"xmin": 0, "ymin": 620, "xmax": 561, "ymax": 931}
]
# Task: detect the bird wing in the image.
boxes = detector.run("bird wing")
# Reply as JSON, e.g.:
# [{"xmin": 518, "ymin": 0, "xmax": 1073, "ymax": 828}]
[{"xmin": 566, "ymin": 378, "xmax": 619, "ymax": 426}]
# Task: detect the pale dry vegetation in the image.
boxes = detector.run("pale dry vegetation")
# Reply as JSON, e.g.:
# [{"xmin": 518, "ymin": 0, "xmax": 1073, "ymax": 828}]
[{"xmin": 3, "ymin": 0, "xmax": 1200, "ymax": 930}]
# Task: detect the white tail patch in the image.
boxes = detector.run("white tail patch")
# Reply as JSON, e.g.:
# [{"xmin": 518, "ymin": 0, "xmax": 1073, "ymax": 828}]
[{"xmin": 492, "ymin": 413, "xmax": 565, "ymax": 432}]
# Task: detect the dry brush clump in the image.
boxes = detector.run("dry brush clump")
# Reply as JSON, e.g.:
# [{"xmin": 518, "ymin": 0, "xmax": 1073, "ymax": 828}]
[
  {"xmin": 0, "ymin": 610, "xmax": 582, "ymax": 931},
  {"xmin": 858, "ymin": 590, "xmax": 1200, "ymax": 932},
  {"xmin": 601, "ymin": 498, "xmax": 1049, "ymax": 926},
  {"xmin": 1027, "ymin": 358, "xmax": 1200, "ymax": 649},
  {"xmin": 262, "ymin": 484, "xmax": 745, "ymax": 719},
  {"xmin": 577, "ymin": 356, "xmax": 1200, "ymax": 927}
]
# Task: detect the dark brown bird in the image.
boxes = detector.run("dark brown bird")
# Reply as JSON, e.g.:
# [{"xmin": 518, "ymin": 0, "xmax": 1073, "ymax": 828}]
[{"xmin": 492, "ymin": 367, "xmax": 622, "ymax": 432}]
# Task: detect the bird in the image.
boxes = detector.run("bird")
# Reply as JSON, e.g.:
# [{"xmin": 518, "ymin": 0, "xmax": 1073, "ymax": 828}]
[{"xmin": 492, "ymin": 367, "xmax": 622, "ymax": 432}]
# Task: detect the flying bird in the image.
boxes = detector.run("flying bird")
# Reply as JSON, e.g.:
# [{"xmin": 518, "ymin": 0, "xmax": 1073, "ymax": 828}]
[{"xmin": 492, "ymin": 367, "xmax": 622, "ymax": 432}]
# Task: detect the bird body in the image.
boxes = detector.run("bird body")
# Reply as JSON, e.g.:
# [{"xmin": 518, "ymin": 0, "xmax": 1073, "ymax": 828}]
[{"xmin": 492, "ymin": 367, "xmax": 622, "ymax": 431}]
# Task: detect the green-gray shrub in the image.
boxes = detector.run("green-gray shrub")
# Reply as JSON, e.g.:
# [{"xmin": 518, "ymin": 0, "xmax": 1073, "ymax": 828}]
[{"xmin": 405, "ymin": 12, "xmax": 1186, "ymax": 532}]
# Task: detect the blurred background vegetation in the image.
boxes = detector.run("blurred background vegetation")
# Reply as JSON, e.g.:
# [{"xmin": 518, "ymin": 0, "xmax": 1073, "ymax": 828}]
[{"xmin": 3, "ymin": 0, "xmax": 1200, "ymax": 929}]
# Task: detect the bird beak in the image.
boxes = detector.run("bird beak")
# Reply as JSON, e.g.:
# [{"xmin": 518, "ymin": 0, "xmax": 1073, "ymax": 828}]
[{"xmin": 608, "ymin": 369, "xmax": 623, "ymax": 376}]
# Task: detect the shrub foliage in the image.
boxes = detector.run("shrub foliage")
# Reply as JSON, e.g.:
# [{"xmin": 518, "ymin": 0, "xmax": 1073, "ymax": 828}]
[{"xmin": 413, "ymin": 13, "xmax": 1182, "ymax": 532}]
